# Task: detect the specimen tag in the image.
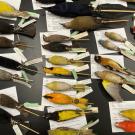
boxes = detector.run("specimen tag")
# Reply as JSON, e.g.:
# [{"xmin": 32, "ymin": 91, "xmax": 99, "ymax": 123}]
[
  {"xmin": 125, "ymin": 41, "xmax": 135, "ymax": 53},
  {"xmin": 18, "ymin": 18, "xmax": 25, "ymax": 27},
  {"xmin": 20, "ymin": 19, "xmax": 37, "ymax": 28},
  {"xmin": 21, "ymin": 71, "xmax": 29, "ymax": 83},
  {"xmin": 72, "ymin": 69, "xmax": 78, "ymax": 80},
  {"xmin": 71, "ymin": 31, "xmax": 79, "ymax": 36},
  {"xmin": 89, "ymin": 107, "xmax": 99, "ymax": 113},
  {"xmin": 76, "ymin": 64, "xmax": 89, "ymax": 72},
  {"xmin": 24, "ymin": 57, "xmax": 43, "ymax": 66},
  {"xmin": 82, "ymin": 119, "xmax": 99, "ymax": 129},
  {"xmin": 13, "ymin": 125, "xmax": 23, "ymax": 135},
  {"xmin": 77, "ymin": 79, "xmax": 92, "ymax": 84},
  {"xmin": 28, "ymin": 12, "xmax": 40, "ymax": 19},
  {"xmin": 24, "ymin": 102, "xmax": 44, "ymax": 111},
  {"xmin": 13, "ymin": 79, "xmax": 31, "ymax": 88},
  {"xmin": 120, "ymin": 49, "xmax": 135, "ymax": 62},
  {"xmin": 24, "ymin": 102, "xmax": 39, "ymax": 107},
  {"xmin": 122, "ymin": 84, "xmax": 135, "ymax": 94},
  {"xmin": 14, "ymin": 47, "xmax": 27, "ymax": 62},
  {"xmin": 71, "ymin": 31, "xmax": 88, "ymax": 39},
  {"xmin": 76, "ymin": 87, "xmax": 93, "ymax": 98},
  {"xmin": 70, "ymin": 48, "xmax": 87, "ymax": 53},
  {"xmin": 73, "ymin": 52, "xmax": 90, "ymax": 60}
]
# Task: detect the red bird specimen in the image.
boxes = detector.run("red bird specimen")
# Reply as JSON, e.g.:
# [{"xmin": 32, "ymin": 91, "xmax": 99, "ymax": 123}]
[{"xmin": 116, "ymin": 121, "xmax": 135, "ymax": 132}]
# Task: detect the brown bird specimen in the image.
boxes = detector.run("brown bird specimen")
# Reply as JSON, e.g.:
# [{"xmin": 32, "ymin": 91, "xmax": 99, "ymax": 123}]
[
  {"xmin": 99, "ymin": 40, "xmax": 135, "ymax": 63},
  {"xmin": 95, "ymin": 70, "xmax": 135, "ymax": 86},
  {"xmin": 43, "ymin": 34, "xmax": 70, "ymax": 43},
  {"xmin": 99, "ymin": 40, "xmax": 120, "ymax": 51},
  {"xmin": 0, "ymin": 36, "xmax": 29, "ymax": 49},
  {"xmin": 105, "ymin": 32, "xmax": 126, "ymax": 42},
  {"xmin": 43, "ymin": 34, "xmax": 88, "ymax": 43},
  {"xmin": 61, "ymin": 16, "xmax": 128, "ymax": 31},
  {"xmin": 0, "ymin": 94, "xmax": 40, "ymax": 117}
]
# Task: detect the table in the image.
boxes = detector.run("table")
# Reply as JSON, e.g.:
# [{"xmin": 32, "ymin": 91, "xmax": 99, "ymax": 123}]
[{"xmin": 0, "ymin": 0, "xmax": 135, "ymax": 135}]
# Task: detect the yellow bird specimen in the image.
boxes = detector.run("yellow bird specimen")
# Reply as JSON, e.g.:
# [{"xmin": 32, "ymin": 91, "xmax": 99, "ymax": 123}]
[{"xmin": 0, "ymin": 1, "xmax": 30, "ymax": 19}]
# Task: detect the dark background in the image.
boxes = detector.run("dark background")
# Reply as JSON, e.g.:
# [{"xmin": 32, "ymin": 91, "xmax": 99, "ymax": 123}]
[{"xmin": 0, "ymin": 0, "xmax": 135, "ymax": 135}]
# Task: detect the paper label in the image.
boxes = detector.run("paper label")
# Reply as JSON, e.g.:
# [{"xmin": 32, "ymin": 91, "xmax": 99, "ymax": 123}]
[
  {"xmin": 70, "ymin": 48, "xmax": 87, "ymax": 53},
  {"xmin": 76, "ymin": 64, "xmax": 89, "ymax": 72},
  {"xmin": 121, "ymin": 49, "xmax": 135, "ymax": 61},
  {"xmin": 109, "ymin": 101, "xmax": 135, "ymax": 133},
  {"xmin": 21, "ymin": 71, "xmax": 29, "ymax": 83},
  {"xmin": 74, "ymin": 52, "xmax": 90, "ymax": 60},
  {"xmin": 28, "ymin": 12, "xmax": 40, "ymax": 19},
  {"xmin": 71, "ymin": 31, "xmax": 79, "ymax": 37},
  {"xmin": 77, "ymin": 79, "xmax": 92, "ymax": 84},
  {"xmin": 76, "ymin": 87, "xmax": 93, "ymax": 98},
  {"xmin": 24, "ymin": 57, "xmax": 43, "ymax": 66},
  {"xmin": 18, "ymin": 19, "xmax": 25, "ymax": 27},
  {"xmin": 13, "ymin": 125, "xmax": 23, "ymax": 135},
  {"xmin": 14, "ymin": 48, "xmax": 27, "ymax": 62},
  {"xmin": 122, "ymin": 84, "xmax": 135, "ymax": 94},
  {"xmin": 91, "ymin": 0, "xmax": 127, "ymax": 8},
  {"xmin": 71, "ymin": 31, "xmax": 88, "ymax": 39},
  {"xmin": 72, "ymin": 69, "xmax": 78, "ymax": 80},
  {"xmin": 125, "ymin": 41, "xmax": 135, "ymax": 53},
  {"xmin": 20, "ymin": 19, "xmax": 37, "ymax": 28},
  {"xmin": 89, "ymin": 107, "xmax": 99, "ymax": 113},
  {"xmin": 24, "ymin": 102, "xmax": 44, "ymax": 111}
]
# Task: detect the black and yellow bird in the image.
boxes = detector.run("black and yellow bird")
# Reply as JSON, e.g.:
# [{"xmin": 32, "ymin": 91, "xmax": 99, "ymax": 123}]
[{"xmin": 94, "ymin": 55, "xmax": 135, "ymax": 76}]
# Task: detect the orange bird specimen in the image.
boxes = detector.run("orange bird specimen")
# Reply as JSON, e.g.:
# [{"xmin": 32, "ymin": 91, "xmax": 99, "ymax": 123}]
[{"xmin": 43, "ymin": 93, "xmax": 89, "ymax": 110}]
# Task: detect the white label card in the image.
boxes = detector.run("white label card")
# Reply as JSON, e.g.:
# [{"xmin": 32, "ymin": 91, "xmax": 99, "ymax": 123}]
[
  {"xmin": 76, "ymin": 87, "xmax": 93, "ymax": 98},
  {"xmin": 76, "ymin": 64, "xmax": 89, "ymax": 72},
  {"xmin": 14, "ymin": 48, "xmax": 27, "ymax": 63},
  {"xmin": 122, "ymin": 84, "xmax": 135, "ymax": 94},
  {"xmin": 73, "ymin": 52, "xmax": 90, "ymax": 60},
  {"xmin": 71, "ymin": 31, "xmax": 88, "ymax": 39},
  {"xmin": 109, "ymin": 101, "xmax": 135, "ymax": 133},
  {"xmin": 94, "ymin": 28, "xmax": 128, "ymax": 54},
  {"xmin": 77, "ymin": 79, "xmax": 92, "ymax": 85},
  {"xmin": 46, "ymin": 11, "xmax": 72, "ymax": 31},
  {"xmin": 13, "ymin": 125, "xmax": 23, "ymax": 135}
]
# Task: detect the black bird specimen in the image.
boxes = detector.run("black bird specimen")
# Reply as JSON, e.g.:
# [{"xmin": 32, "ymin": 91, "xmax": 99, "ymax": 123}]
[
  {"xmin": 42, "ymin": 43, "xmax": 86, "ymax": 52},
  {"xmin": 0, "ymin": 56, "xmax": 38, "ymax": 75},
  {"xmin": 44, "ymin": 2, "xmax": 135, "ymax": 18}
]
